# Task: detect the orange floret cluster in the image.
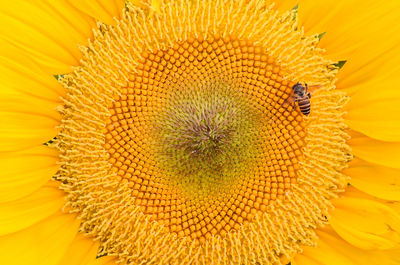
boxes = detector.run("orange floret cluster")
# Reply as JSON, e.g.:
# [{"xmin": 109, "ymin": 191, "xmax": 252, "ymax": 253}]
[{"xmin": 104, "ymin": 35, "xmax": 306, "ymax": 242}]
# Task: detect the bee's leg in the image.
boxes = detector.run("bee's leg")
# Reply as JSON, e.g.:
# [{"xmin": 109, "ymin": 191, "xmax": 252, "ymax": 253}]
[
  {"xmin": 283, "ymin": 96, "xmax": 290, "ymax": 107},
  {"xmin": 307, "ymin": 92, "xmax": 311, "ymax": 99},
  {"xmin": 292, "ymin": 97, "xmax": 297, "ymax": 108}
]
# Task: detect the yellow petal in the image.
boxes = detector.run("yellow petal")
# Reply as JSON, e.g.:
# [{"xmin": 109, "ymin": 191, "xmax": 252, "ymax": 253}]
[
  {"xmin": 0, "ymin": 1, "xmax": 94, "ymax": 73},
  {"xmin": 345, "ymin": 158, "xmax": 400, "ymax": 201},
  {"xmin": 344, "ymin": 68, "xmax": 400, "ymax": 142},
  {"xmin": 311, "ymin": 226, "xmax": 400, "ymax": 265},
  {"xmin": 0, "ymin": 44, "xmax": 61, "ymax": 151},
  {"xmin": 0, "ymin": 76, "xmax": 60, "ymax": 152},
  {"xmin": 346, "ymin": 116, "xmax": 400, "ymax": 143},
  {"xmin": 58, "ymin": 234, "xmax": 99, "ymax": 265},
  {"xmin": 67, "ymin": 0, "xmax": 125, "ymax": 25},
  {"xmin": 0, "ymin": 109, "xmax": 59, "ymax": 152},
  {"xmin": 0, "ymin": 90, "xmax": 60, "ymax": 121},
  {"xmin": 38, "ymin": 0, "xmax": 96, "ymax": 39},
  {"xmin": 0, "ymin": 146, "xmax": 59, "ymax": 203},
  {"xmin": 0, "ymin": 212, "xmax": 80, "ymax": 265},
  {"xmin": 341, "ymin": 185, "xmax": 384, "ymax": 201},
  {"xmin": 0, "ymin": 78, "xmax": 60, "ymax": 117},
  {"xmin": 292, "ymin": 254, "xmax": 320, "ymax": 265},
  {"xmin": 343, "ymin": 187, "xmax": 400, "ymax": 217},
  {"xmin": 348, "ymin": 131, "xmax": 400, "ymax": 169},
  {"xmin": 336, "ymin": 44, "xmax": 400, "ymax": 96},
  {"xmin": 293, "ymin": 0, "xmax": 400, "ymax": 89},
  {"xmin": 0, "ymin": 40, "xmax": 65, "ymax": 101},
  {"xmin": 330, "ymin": 197, "xmax": 400, "ymax": 250},
  {"xmin": 0, "ymin": 181, "xmax": 64, "ymax": 236},
  {"xmin": 294, "ymin": 239, "xmax": 354, "ymax": 265},
  {"xmin": 388, "ymin": 201, "xmax": 400, "ymax": 214},
  {"xmin": 294, "ymin": 225, "xmax": 400, "ymax": 265},
  {"xmin": 87, "ymin": 256, "xmax": 118, "ymax": 265}
]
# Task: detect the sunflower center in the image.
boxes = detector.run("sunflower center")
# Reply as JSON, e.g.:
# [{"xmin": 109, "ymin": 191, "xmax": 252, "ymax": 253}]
[
  {"xmin": 159, "ymin": 87, "xmax": 237, "ymax": 163},
  {"xmin": 57, "ymin": 1, "xmax": 349, "ymax": 264},
  {"xmin": 103, "ymin": 33, "xmax": 304, "ymax": 243},
  {"xmin": 152, "ymin": 83, "xmax": 264, "ymax": 198}
]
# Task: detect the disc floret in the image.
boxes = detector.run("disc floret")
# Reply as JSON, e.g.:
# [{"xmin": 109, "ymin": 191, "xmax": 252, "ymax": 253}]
[
  {"xmin": 153, "ymin": 83, "xmax": 262, "ymax": 197},
  {"xmin": 56, "ymin": 1, "xmax": 350, "ymax": 264}
]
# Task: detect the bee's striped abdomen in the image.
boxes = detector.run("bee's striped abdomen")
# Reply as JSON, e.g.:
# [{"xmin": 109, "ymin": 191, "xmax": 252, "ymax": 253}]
[{"xmin": 298, "ymin": 97, "xmax": 310, "ymax": 116}]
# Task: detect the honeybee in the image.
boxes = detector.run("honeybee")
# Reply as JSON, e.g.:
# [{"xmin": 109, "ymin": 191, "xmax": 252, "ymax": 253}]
[{"xmin": 288, "ymin": 82, "xmax": 311, "ymax": 116}]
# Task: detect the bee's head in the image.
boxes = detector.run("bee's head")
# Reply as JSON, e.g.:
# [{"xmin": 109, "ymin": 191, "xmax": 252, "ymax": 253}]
[{"xmin": 292, "ymin": 82, "xmax": 305, "ymax": 95}]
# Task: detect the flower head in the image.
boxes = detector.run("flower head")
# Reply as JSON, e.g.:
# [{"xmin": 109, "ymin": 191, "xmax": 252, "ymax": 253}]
[{"xmin": 1, "ymin": 0, "xmax": 400, "ymax": 265}]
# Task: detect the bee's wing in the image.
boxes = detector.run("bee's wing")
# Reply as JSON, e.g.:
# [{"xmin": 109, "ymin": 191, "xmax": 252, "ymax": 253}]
[
  {"xmin": 282, "ymin": 93, "xmax": 295, "ymax": 108},
  {"xmin": 306, "ymin": 84, "xmax": 323, "ymax": 93}
]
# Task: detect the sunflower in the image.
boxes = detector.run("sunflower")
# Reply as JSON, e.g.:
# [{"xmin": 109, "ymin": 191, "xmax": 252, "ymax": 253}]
[{"xmin": 1, "ymin": 0, "xmax": 400, "ymax": 264}]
